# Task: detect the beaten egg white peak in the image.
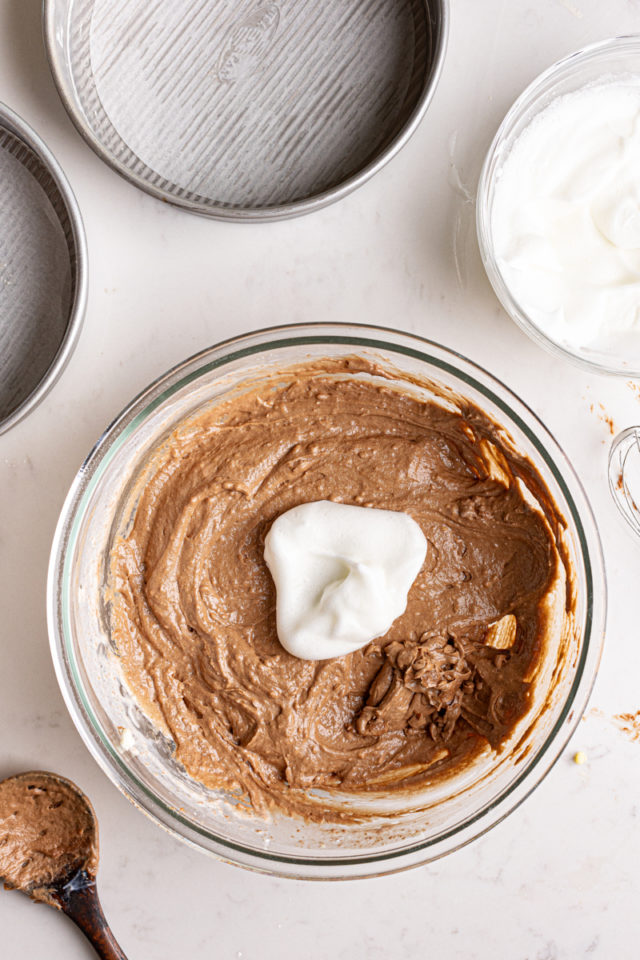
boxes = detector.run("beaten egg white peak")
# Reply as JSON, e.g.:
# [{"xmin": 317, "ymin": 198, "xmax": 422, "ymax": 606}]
[
  {"xmin": 493, "ymin": 78, "xmax": 640, "ymax": 360},
  {"xmin": 264, "ymin": 500, "xmax": 428, "ymax": 661}
]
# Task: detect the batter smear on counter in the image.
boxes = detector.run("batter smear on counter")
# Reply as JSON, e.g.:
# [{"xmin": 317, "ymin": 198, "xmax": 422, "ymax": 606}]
[{"xmin": 109, "ymin": 358, "xmax": 567, "ymax": 821}]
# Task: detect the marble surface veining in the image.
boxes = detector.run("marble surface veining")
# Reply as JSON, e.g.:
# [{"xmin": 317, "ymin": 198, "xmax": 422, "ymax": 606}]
[{"xmin": 1, "ymin": 0, "xmax": 640, "ymax": 956}]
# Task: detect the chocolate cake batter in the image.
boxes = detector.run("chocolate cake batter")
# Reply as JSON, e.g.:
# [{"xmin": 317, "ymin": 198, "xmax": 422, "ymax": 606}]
[
  {"xmin": 110, "ymin": 358, "xmax": 566, "ymax": 820},
  {"xmin": 0, "ymin": 773, "xmax": 98, "ymax": 901}
]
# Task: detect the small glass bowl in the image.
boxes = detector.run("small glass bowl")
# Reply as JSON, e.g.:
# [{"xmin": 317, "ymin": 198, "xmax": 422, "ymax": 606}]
[
  {"xmin": 477, "ymin": 36, "xmax": 640, "ymax": 377},
  {"xmin": 47, "ymin": 323, "xmax": 605, "ymax": 879}
]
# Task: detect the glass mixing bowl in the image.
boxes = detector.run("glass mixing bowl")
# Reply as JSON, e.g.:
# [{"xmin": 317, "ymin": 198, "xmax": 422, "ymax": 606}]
[
  {"xmin": 47, "ymin": 323, "xmax": 605, "ymax": 879},
  {"xmin": 477, "ymin": 36, "xmax": 640, "ymax": 377}
]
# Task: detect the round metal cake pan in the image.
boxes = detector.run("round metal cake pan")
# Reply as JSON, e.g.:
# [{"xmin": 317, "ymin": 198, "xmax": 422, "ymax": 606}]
[
  {"xmin": 0, "ymin": 102, "xmax": 87, "ymax": 435},
  {"xmin": 44, "ymin": 0, "xmax": 448, "ymax": 222}
]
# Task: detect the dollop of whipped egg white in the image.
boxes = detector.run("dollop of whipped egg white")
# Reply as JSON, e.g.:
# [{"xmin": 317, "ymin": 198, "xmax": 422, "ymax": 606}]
[
  {"xmin": 492, "ymin": 79, "xmax": 640, "ymax": 362},
  {"xmin": 264, "ymin": 500, "xmax": 427, "ymax": 660}
]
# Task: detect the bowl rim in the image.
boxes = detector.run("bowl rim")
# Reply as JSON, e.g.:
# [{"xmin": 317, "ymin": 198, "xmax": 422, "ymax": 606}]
[
  {"xmin": 47, "ymin": 322, "xmax": 606, "ymax": 879},
  {"xmin": 476, "ymin": 34, "xmax": 640, "ymax": 378},
  {"xmin": 42, "ymin": 0, "xmax": 449, "ymax": 222}
]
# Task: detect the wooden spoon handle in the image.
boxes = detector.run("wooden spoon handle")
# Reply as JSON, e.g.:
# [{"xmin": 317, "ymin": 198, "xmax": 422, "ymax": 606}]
[{"xmin": 57, "ymin": 872, "xmax": 128, "ymax": 960}]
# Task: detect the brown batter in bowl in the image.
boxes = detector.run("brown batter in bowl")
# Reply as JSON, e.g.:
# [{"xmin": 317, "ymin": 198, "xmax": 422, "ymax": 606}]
[
  {"xmin": 49, "ymin": 326, "xmax": 603, "ymax": 877},
  {"xmin": 108, "ymin": 357, "xmax": 568, "ymax": 822}
]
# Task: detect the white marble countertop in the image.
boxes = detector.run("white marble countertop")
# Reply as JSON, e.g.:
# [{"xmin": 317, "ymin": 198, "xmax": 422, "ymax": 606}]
[{"xmin": 2, "ymin": 0, "xmax": 640, "ymax": 956}]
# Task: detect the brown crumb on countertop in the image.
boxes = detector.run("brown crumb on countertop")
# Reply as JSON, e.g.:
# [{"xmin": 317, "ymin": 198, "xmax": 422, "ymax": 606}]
[
  {"xmin": 582, "ymin": 706, "xmax": 605, "ymax": 722},
  {"xmin": 627, "ymin": 381, "xmax": 640, "ymax": 399},
  {"xmin": 594, "ymin": 403, "xmax": 615, "ymax": 436},
  {"xmin": 613, "ymin": 711, "xmax": 640, "ymax": 742},
  {"xmin": 588, "ymin": 707, "xmax": 605, "ymax": 718}
]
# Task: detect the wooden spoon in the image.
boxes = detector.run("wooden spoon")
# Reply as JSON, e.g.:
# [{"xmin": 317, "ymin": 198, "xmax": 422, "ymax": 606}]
[{"xmin": 0, "ymin": 770, "xmax": 127, "ymax": 959}]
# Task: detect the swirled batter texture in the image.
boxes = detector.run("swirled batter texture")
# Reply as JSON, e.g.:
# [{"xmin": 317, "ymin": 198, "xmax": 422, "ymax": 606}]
[{"xmin": 110, "ymin": 360, "xmax": 564, "ymax": 820}]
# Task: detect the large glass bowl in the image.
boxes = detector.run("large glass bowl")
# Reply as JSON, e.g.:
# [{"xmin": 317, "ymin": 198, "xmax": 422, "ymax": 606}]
[
  {"xmin": 477, "ymin": 36, "xmax": 640, "ymax": 377},
  {"xmin": 47, "ymin": 323, "xmax": 605, "ymax": 879}
]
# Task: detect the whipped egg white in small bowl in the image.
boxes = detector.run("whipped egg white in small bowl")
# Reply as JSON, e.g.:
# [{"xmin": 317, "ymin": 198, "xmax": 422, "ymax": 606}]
[{"xmin": 477, "ymin": 36, "xmax": 640, "ymax": 376}]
